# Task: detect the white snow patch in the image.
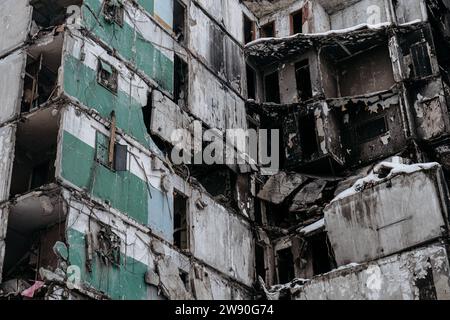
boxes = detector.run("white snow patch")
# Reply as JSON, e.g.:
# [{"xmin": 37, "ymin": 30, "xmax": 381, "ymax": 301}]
[
  {"xmin": 300, "ymin": 219, "xmax": 325, "ymax": 235},
  {"xmin": 246, "ymin": 22, "xmax": 393, "ymax": 47},
  {"xmin": 331, "ymin": 161, "xmax": 440, "ymax": 203}
]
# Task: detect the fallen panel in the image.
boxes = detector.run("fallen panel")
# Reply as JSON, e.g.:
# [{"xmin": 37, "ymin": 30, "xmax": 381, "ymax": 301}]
[
  {"xmin": 0, "ymin": 51, "xmax": 26, "ymax": 124},
  {"xmin": 257, "ymin": 172, "xmax": 308, "ymax": 205},
  {"xmin": 325, "ymin": 162, "xmax": 449, "ymax": 266},
  {"xmin": 290, "ymin": 180, "xmax": 328, "ymax": 212}
]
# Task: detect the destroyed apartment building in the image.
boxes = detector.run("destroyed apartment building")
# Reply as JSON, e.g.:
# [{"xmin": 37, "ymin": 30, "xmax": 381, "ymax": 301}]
[{"xmin": 1, "ymin": 0, "xmax": 450, "ymax": 301}]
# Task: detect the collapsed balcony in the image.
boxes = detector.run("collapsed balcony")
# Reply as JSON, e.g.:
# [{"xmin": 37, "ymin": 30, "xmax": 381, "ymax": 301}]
[
  {"xmin": 9, "ymin": 107, "xmax": 60, "ymax": 198},
  {"xmin": 256, "ymin": 159, "xmax": 450, "ymax": 292},
  {"xmin": 1, "ymin": 189, "xmax": 66, "ymax": 299},
  {"xmin": 319, "ymin": 41, "xmax": 395, "ymax": 98},
  {"xmin": 30, "ymin": 0, "xmax": 83, "ymax": 29},
  {"xmin": 245, "ymin": 23, "xmax": 393, "ymax": 66},
  {"xmin": 21, "ymin": 33, "xmax": 63, "ymax": 113}
]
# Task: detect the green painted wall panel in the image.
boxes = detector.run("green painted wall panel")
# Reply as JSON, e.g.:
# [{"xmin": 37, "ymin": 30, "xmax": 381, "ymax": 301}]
[
  {"xmin": 61, "ymin": 131, "xmax": 148, "ymax": 225},
  {"xmin": 81, "ymin": 0, "xmax": 174, "ymax": 93},
  {"xmin": 67, "ymin": 228, "xmax": 148, "ymax": 300},
  {"xmin": 64, "ymin": 55, "xmax": 149, "ymax": 147},
  {"xmin": 61, "ymin": 131, "xmax": 174, "ymax": 240}
]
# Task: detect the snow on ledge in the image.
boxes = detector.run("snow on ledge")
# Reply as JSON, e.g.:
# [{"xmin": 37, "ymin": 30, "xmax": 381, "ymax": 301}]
[
  {"xmin": 300, "ymin": 218, "xmax": 325, "ymax": 235},
  {"xmin": 245, "ymin": 19, "xmax": 425, "ymax": 48},
  {"xmin": 245, "ymin": 22, "xmax": 393, "ymax": 47},
  {"xmin": 331, "ymin": 161, "xmax": 440, "ymax": 204}
]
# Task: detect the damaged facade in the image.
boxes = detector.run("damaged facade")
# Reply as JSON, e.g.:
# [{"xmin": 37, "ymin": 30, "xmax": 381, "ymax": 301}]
[
  {"xmin": 1, "ymin": 0, "xmax": 450, "ymax": 301},
  {"xmin": 245, "ymin": 0, "xmax": 450, "ymax": 300}
]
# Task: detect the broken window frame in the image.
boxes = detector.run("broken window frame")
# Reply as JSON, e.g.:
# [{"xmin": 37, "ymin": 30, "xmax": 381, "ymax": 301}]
[
  {"xmin": 97, "ymin": 223, "xmax": 122, "ymax": 267},
  {"xmin": 410, "ymin": 40, "xmax": 434, "ymax": 79},
  {"xmin": 97, "ymin": 59, "xmax": 119, "ymax": 94},
  {"xmin": 95, "ymin": 131, "xmax": 128, "ymax": 172},
  {"xmin": 173, "ymin": 0, "xmax": 187, "ymax": 44},
  {"xmin": 103, "ymin": 0, "xmax": 125, "ymax": 27},
  {"xmin": 21, "ymin": 51, "xmax": 59, "ymax": 113},
  {"xmin": 174, "ymin": 54, "xmax": 189, "ymax": 107}
]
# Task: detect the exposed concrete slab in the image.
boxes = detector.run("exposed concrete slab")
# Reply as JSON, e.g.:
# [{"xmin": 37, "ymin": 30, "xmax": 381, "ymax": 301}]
[
  {"xmin": 0, "ymin": 0, "xmax": 32, "ymax": 57},
  {"xmin": 325, "ymin": 162, "xmax": 449, "ymax": 266}
]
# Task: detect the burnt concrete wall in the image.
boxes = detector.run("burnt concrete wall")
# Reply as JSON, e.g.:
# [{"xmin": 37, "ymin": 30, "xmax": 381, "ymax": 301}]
[{"xmin": 338, "ymin": 46, "xmax": 395, "ymax": 97}]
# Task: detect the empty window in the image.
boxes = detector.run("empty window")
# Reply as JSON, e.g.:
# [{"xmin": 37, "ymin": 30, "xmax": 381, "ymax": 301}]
[
  {"xmin": 277, "ymin": 248, "xmax": 295, "ymax": 284},
  {"xmin": 290, "ymin": 10, "xmax": 303, "ymax": 35},
  {"xmin": 309, "ymin": 232, "xmax": 335, "ymax": 276},
  {"xmin": 97, "ymin": 60, "xmax": 118, "ymax": 94},
  {"xmin": 22, "ymin": 49, "xmax": 60, "ymax": 113},
  {"xmin": 295, "ymin": 60, "xmax": 312, "ymax": 101},
  {"xmin": 174, "ymin": 191, "xmax": 188, "ymax": 250},
  {"xmin": 246, "ymin": 64, "xmax": 256, "ymax": 100},
  {"xmin": 173, "ymin": 0, "xmax": 187, "ymax": 43},
  {"xmin": 255, "ymin": 244, "xmax": 266, "ymax": 281},
  {"xmin": 30, "ymin": 160, "xmax": 53, "ymax": 191},
  {"xmin": 95, "ymin": 131, "xmax": 128, "ymax": 171},
  {"xmin": 299, "ymin": 114, "xmax": 319, "ymax": 160},
  {"xmin": 260, "ymin": 21, "xmax": 275, "ymax": 38},
  {"xmin": 264, "ymin": 71, "xmax": 280, "ymax": 103},
  {"xmin": 174, "ymin": 55, "xmax": 189, "ymax": 107},
  {"xmin": 356, "ymin": 116, "xmax": 388, "ymax": 143},
  {"xmin": 142, "ymin": 92, "xmax": 153, "ymax": 134},
  {"xmin": 103, "ymin": 0, "xmax": 124, "ymax": 26},
  {"xmin": 243, "ymin": 14, "xmax": 255, "ymax": 44},
  {"xmin": 410, "ymin": 41, "xmax": 433, "ymax": 78}
]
